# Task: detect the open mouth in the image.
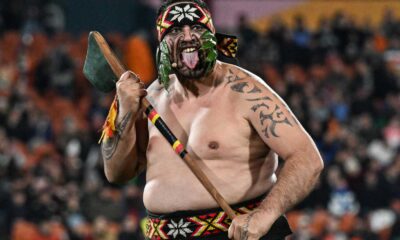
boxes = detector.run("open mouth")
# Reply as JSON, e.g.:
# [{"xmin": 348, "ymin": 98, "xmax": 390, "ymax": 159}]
[{"xmin": 180, "ymin": 46, "xmax": 199, "ymax": 70}]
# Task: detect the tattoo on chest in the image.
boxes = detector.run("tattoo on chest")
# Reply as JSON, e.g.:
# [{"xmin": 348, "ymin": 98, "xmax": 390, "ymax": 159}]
[
  {"xmin": 226, "ymin": 68, "xmax": 294, "ymax": 138},
  {"xmin": 101, "ymin": 111, "xmax": 133, "ymax": 160}
]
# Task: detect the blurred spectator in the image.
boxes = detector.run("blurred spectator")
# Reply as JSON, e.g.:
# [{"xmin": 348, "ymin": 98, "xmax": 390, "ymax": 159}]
[
  {"xmin": 292, "ymin": 15, "xmax": 311, "ymax": 48},
  {"xmin": 327, "ymin": 167, "xmax": 360, "ymax": 217},
  {"xmin": 118, "ymin": 215, "xmax": 142, "ymax": 240},
  {"xmin": 34, "ymin": 47, "xmax": 75, "ymax": 98},
  {"xmin": 314, "ymin": 17, "xmax": 338, "ymax": 58},
  {"xmin": 238, "ymin": 14, "xmax": 258, "ymax": 46},
  {"xmin": 93, "ymin": 216, "xmax": 117, "ymax": 240},
  {"xmin": 381, "ymin": 8, "xmax": 400, "ymax": 39}
]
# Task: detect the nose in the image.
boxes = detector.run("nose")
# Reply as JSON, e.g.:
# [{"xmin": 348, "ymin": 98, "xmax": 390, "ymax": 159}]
[{"xmin": 182, "ymin": 25, "xmax": 193, "ymax": 42}]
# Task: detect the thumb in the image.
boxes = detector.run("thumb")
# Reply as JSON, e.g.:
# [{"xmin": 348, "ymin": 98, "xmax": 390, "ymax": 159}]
[{"xmin": 228, "ymin": 223, "xmax": 235, "ymax": 239}]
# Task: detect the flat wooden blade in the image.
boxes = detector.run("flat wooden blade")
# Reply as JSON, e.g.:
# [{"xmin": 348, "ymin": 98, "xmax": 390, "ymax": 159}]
[{"xmin": 83, "ymin": 31, "xmax": 119, "ymax": 92}]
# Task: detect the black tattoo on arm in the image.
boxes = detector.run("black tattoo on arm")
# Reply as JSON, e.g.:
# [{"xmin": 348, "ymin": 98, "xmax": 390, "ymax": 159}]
[
  {"xmin": 226, "ymin": 68, "xmax": 294, "ymax": 138},
  {"xmin": 231, "ymin": 82, "xmax": 249, "ymax": 93},
  {"xmin": 259, "ymin": 105, "xmax": 293, "ymax": 138},
  {"xmin": 249, "ymin": 97, "xmax": 293, "ymax": 138},
  {"xmin": 101, "ymin": 111, "xmax": 133, "ymax": 160},
  {"xmin": 226, "ymin": 69, "xmax": 249, "ymax": 84},
  {"xmin": 231, "ymin": 83, "xmax": 262, "ymax": 94},
  {"xmin": 250, "ymin": 103, "xmax": 270, "ymax": 112},
  {"xmin": 247, "ymin": 96, "xmax": 272, "ymax": 102},
  {"xmin": 248, "ymin": 85, "xmax": 262, "ymax": 93}
]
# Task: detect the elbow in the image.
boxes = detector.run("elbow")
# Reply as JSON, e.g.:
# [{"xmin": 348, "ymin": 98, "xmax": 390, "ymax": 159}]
[
  {"xmin": 304, "ymin": 142, "xmax": 324, "ymax": 175},
  {"xmin": 104, "ymin": 161, "xmax": 140, "ymax": 184},
  {"xmin": 104, "ymin": 168, "xmax": 127, "ymax": 184},
  {"xmin": 315, "ymin": 158, "xmax": 324, "ymax": 175},
  {"xmin": 104, "ymin": 169, "xmax": 118, "ymax": 184},
  {"xmin": 300, "ymin": 146, "xmax": 324, "ymax": 176},
  {"xmin": 311, "ymin": 153, "xmax": 324, "ymax": 176}
]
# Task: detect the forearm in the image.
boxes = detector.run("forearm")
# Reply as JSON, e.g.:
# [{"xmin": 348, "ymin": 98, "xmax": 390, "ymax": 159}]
[
  {"xmin": 259, "ymin": 148, "xmax": 323, "ymax": 220},
  {"xmin": 102, "ymin": 110, "xmax": 142, "ymax": 183}
]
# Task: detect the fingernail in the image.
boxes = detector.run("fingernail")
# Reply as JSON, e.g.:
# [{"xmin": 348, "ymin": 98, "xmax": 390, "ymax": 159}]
[
  {"xmin": 121, "ymin": 71, "xmax": 130, "ymax": 79},
  {"xmin": 128, "ymin": 70, "xmax": 138, "ymax": 78}
]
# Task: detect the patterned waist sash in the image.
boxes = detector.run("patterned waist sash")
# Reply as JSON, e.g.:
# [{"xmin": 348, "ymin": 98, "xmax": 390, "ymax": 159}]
[{"xmin": 145, "ymin": 194, "xmax": 265, "ymax": 240}]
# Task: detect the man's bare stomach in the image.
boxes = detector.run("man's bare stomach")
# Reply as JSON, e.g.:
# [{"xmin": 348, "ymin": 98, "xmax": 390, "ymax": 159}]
[{"xmin": 143, "ymin": 152, "xmax": 277, "ymax": 213}]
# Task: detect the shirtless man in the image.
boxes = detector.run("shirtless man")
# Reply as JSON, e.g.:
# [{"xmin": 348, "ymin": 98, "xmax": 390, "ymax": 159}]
[{"xmin": 101, "ymin": 0, "xmax": 324, "ymax": 239}]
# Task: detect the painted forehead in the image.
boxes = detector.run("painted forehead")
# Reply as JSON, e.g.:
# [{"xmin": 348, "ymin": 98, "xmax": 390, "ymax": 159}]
[{"xmin": 157, "ymin": 2, "xmax": 215, "ymax": 41}]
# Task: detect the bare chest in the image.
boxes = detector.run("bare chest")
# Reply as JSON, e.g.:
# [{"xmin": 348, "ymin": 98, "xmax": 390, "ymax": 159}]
[{"xmin": 146, "ymin": 91, "xmax": 252, "ymax": 161}]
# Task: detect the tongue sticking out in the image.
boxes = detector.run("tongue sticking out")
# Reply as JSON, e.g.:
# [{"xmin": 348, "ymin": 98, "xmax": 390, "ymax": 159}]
[{"xmin": 181, "ymin": 51, "xmax": 199, "ymax": 70}]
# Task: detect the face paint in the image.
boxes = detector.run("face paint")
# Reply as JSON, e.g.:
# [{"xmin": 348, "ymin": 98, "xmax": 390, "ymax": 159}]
[
  {"xmin": 156, "ymin": 38, "xmax": 173, "ymax": 89},
  {"xmin": 199, "ymin": 30, "xmax": 218, "ymax": 76},
  {"xmin": 156, "ymin": 1, "xmax": 237, "ymax": 89},
  {"xmin": 157, "ymin": 28, "xmax": 218, "ymax": 89}
]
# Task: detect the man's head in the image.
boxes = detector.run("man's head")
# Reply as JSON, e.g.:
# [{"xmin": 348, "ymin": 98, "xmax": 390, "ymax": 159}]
[{"xmin": 156, "ymin": 0, "xmax": 218, "ymax": 84}]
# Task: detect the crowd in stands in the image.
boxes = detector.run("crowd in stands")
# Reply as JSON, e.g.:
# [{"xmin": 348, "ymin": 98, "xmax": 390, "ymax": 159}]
[{"xmin": 0, "ymin": 1, "xmax": 399, "ymax": 239}]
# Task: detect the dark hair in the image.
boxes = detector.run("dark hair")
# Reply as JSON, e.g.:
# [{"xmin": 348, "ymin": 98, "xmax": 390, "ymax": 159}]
[{"xmin": 157, "ymin": 0, "xmax": 210, "ymax": 16}]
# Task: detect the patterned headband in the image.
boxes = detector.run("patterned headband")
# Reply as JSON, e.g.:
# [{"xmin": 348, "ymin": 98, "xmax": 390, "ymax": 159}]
[{"xmin": 156, "ymin": 1, "xmax": 215, "ymax": 41}]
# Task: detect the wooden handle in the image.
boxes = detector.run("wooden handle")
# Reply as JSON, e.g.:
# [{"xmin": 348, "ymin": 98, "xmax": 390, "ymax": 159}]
[
  {"xmin": 91, "ymin": 31, "xmax": 236, "ymax": 219},
  {"xmin": 183, "ymin": 154, "xmax": 237, "ymax": 219}
]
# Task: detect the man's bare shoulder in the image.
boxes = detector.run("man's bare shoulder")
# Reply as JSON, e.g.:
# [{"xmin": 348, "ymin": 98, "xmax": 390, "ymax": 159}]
[{"xmin": 220, "ymin": 62, "xmax": 274, "ymax": 97}]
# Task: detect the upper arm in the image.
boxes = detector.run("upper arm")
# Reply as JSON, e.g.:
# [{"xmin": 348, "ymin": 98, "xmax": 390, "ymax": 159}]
[{"xmin": 230, "ymin": 73, "xmax": 319, "ymax": 161}]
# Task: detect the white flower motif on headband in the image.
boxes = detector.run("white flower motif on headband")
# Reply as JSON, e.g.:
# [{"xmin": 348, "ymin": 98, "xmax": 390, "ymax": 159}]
[{"xmin": 170, "ymin": 4, "xmax": 200, "ymax": 22}]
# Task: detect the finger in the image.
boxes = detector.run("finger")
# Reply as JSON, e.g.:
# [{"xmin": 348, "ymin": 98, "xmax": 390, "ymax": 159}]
[
  {"xmin": 234, "ymin": 224, "xmax": 242, "ymax": 240},
  {"xmin": 120, "ymin": 71, "xmax": 131, "ymax": 81},
  {"xmin": 120, "ymin": 71, "xmax": 140, "ymax": 83},
  {"xmin": 124, "ymin": 82, "xmax": 144, "ymax": 90},
  {"xmin": 228, "ymin": 224, "xmax": 234, "ymax": 239},
  {"xmin": 128, "ymin": 71, "xmax": 140, "ymax": 82},
  {"xmin": 137, "ymin": 89, "xmax": 148, "ymax": 97},
  {"xmin": 139, "ymin": 89, "xmax": 147, "ymax": 96},
  {"xmin": 133, "ymin": 82, "xmax": 145, "ymax": 89},
  {"xmin": 117, "ymin": 81, "xmax": 144, "ymax": 91}
]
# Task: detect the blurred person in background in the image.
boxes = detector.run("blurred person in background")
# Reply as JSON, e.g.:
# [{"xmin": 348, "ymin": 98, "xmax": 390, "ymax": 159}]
[{"xmin": 118, "ymin": 215, "xmax": 142, "ymax": 240}]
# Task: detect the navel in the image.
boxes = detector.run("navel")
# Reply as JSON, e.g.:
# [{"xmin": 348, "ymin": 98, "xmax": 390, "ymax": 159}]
[{"xmin": 208, "ymin": 141, "xmax": 219, "ymax": 150}]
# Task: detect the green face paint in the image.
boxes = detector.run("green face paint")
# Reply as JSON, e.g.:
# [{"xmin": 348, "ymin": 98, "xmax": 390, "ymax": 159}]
[
  {"xmin": 156, "ymin": 38, "xmax": 173, "ymax": 90},
  {"xmin": 200, "ymin": 30, "xmax": 218, "ymax": 76},
  {"xmin": 156, "ymin": 30, "xmax": 218, "ymax": 90}
]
